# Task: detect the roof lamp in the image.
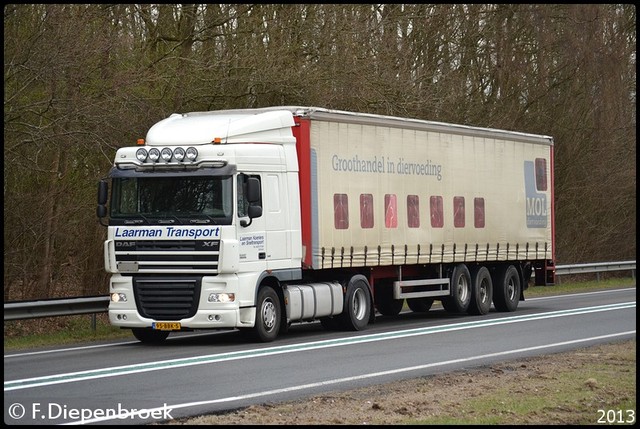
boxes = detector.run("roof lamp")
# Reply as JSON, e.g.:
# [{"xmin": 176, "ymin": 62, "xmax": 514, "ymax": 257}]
[
  {"xmin": 136, "ymin": 148, "xmax": 148, "ymax": 162},
  {"xmin": 173, "ymin": 147, "xmax": 186, "ymax": 161},
  {"xmin": 148, "ymin": 148, "xmax": 160, "ymax": 162},
  {"xmin": 186, "ymin": 147, "xmax": 198, "ymax": 161},
  {"xmin": 160, "ymin": 147, "xmax": 173, "ymax": 161}
]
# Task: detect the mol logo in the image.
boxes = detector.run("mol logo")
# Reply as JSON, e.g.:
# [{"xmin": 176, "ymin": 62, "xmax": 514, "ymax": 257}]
[
  {"xmin": 526, "ymin": 197, "xmax": 547, "ymax": 217},
  {"xmin": 524, "ymin": 160, "xmax": 548, "ymax": 228}
]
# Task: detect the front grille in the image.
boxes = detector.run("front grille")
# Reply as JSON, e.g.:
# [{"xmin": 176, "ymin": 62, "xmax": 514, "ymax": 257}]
[
  {"xmin": 115, "ymin": 240, "xmax": 219, "ymax": 274},
  {"xmin": 121, "ymin": 240, "xmax": 220, "ymax": 251},
  {"xmin": 133, "ymin": 277, "xmax": 201, "ymax": 320}
]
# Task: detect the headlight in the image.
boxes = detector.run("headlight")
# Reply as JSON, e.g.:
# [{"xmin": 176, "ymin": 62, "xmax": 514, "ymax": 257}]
[
  {"xmin": 208, "ymin": 293, "xmax": 235, "ymax": 303},
  {"xmin": 111, "ymin": 292, "xmax": 127, "ymax": 303}
]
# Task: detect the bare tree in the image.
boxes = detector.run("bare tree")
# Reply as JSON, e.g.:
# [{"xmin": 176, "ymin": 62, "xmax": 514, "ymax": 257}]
[{"xmin": 3, "ymin": 4, "xmax": 635, "ymax": 300}]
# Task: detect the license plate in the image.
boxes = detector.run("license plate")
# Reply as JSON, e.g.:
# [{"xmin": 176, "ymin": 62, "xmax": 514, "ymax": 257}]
[{"xmin": 152, "ymin": 322, "xmax": 181, "ymax": 331}]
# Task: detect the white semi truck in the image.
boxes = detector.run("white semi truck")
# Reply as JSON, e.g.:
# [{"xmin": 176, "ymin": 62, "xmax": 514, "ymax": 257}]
[{"xmin": 97, "ymin": 106, "xmax": 556, "ymax": 343}]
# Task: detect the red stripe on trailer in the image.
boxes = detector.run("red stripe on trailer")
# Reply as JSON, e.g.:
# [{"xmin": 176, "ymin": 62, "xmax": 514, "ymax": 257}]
[
  {"xmin": 293, "ymin": 115, "xmax": 313, "ymax": 268},
  {"xmin": 549, "ymin": 144, "xmax": 556, "ymax": 262}
]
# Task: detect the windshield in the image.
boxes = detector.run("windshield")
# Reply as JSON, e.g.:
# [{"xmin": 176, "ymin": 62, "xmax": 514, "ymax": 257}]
[{"xmin": 110, "ymin": 176, "xmax": 233, "ymax": 225}]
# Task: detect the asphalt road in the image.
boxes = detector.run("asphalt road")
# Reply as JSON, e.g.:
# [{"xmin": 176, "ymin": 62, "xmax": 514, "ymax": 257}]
[{"xmin": 4, "ymin": 287, "xmax": 636, "ymax": 425}]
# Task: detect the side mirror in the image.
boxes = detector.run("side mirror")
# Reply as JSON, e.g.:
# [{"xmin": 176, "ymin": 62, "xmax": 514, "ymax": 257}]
[
  {"xmin": 98, "ymin": 180, "xmax": 108, "ymax": 205},
  {"xmin": 246, "ymin": 177, "xmax": 261, "ymax": 203},
  {"xmin": 240, "ymin": 204, "xmax": 263, "ymax": 227},
  {"xmin": 240, "ymin": 178, "xmax": 262, "ymax": 227},
  {"xmin": 97, "ymin": 180, "xmax": 109, "ymax": 226},
  {"xmin": 248, "ymin": 205, "xmax": 262, "ymax": 219}
]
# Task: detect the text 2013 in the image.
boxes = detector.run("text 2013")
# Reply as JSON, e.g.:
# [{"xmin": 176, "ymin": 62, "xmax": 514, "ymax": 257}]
[{"xmin": 597, "ymin": 409, "xmax": 635, "ymax": 424}]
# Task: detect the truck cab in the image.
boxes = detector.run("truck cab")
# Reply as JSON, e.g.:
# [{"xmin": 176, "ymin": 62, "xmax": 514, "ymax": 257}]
[{"xmin": 98, "ymin": 110, "xmax": 307, "ymax": 342}]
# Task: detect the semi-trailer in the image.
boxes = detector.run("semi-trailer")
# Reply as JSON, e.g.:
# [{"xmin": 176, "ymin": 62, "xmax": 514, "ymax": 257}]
[{"xmin": 97, "ymin": 106, "xmax": 555, "ymax": 343}]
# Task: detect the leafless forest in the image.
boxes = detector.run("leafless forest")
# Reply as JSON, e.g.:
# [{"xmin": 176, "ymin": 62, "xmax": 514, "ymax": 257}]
[{"xmin": 3, "ymin": 4, "xmax": 636, "ymax": 301}]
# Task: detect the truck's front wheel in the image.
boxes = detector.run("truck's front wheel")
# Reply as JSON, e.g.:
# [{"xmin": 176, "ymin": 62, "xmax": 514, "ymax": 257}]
[
  {"xmin": 251, "ymin": 286, "xmax": 282, "ymax": 342},
  {"xmin": 338, "ymin": 275, "xmax": 372, "ymax": 331}
]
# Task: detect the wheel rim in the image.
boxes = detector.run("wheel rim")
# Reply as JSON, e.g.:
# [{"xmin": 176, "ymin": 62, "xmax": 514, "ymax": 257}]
[
  {"xmin": 479, "ymin": 278, "xmax": 489, "ymax": 304},
  {"xmin": 507, "ymin": 277, "xmax": 516, "ymax": 301},
  {"xmin": 261, "ymin": 298, "xmax": 277, "ymax": 332},
  {"xmin": 352, "ymin": 288, "xmax": 367, "ymax": 320},
  {"xmin": 457, "ymin": 275, "xmax": 470, "ymax": 302}
]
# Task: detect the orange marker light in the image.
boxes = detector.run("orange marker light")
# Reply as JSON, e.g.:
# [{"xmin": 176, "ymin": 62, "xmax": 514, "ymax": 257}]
[
  {"xmin": 213, "ymin": 137, "xmax": 222, "ymax": 144},
  {"xmin": 137, "ymin": 139, "xmax": 145, "ymax": 145}
]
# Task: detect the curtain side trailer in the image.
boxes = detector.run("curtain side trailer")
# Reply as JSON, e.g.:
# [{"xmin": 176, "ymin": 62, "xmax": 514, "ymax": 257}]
[{"xmin": 98, "ymin": 106, "xmax": 555, "ymax": 343}]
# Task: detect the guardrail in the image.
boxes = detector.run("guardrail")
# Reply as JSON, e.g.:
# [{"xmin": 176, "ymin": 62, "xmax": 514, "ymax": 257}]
[
  {"xmin": 3, "ymin": 261, "xmax": 636, "ymax": 322},
  {"xmin": 3, "ymin": 296, "xmax": 110, "ymax": 322},
  {"xmin": 554, "ymin": 260, "xmax": 636, "ymax": 276}
]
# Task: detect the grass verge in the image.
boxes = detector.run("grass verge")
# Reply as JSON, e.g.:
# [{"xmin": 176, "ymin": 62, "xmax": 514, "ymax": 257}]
[{"xmin": 4, "ymin": 313, "xmax": 131, "ymax": 351}]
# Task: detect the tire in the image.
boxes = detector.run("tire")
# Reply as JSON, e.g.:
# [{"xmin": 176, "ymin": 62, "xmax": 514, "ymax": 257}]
[
  {"xmin": 468, "ymin": 266, "xmax": 493, "ymax": 315},
  {"xmin": 251, "ymin": 286, "xmax": 281, "ymax": 342},
  {"xmin": 131, "ymin": 328, "xmax": 170, "ymax": 344},
  {"xmin": 407, "ymin": 297, "xmax": 434, "ymax": 313},
  {"xmin": 442, "ymin": 264, "xmax": 472, "ymax": 313},
  {"xmin": 374, "ymin": 280, "xmax": 404, "ymax": 316},
  {"xmin": 492, "ymin": 264, "xmax": 521, "ymax": 312},
  {"xmin": 338, "ymin": 275, "xmax": 372, "ymax": 331}
]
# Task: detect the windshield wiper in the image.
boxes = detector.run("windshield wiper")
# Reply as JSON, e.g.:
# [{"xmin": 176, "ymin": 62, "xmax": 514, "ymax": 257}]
[
  {"xmin": 155, "ymin": 214, "xmax": 180, "ymax": 225},
  {"xmin": 123, "ymin": 214, "xmax": 152, "ymax": 225},
  {"xmin": 189, "ymin": 214, "xmax": 218, "ymax": 225}
]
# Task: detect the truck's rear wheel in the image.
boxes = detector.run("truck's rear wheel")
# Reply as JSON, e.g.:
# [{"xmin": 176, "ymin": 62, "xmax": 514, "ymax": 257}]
[
  {"xmin": 374, "ymin": 280, "xmax": 404, "ymax": 316},
  {"xmin": 131, "ymin": 328, "xmax": 170, "ymax": 344},
  {"xmin": 442, "ymin": 264, "xmax": 472, "ymax": 313},
  {"xmin": 407, "ymin": 297, "xmax": 434, "ymax": 313},
  {"xmin": 492, "ymin": 264, "xmax": 521, "ymax": 312},
  {"xmin": 468, "ymin": 265, "xmax": 493, "ymax": 315},
  {"xmin": 338, "ymin": 275, "xmax": 372, "ymax": 331},
  {"xmin": 250, "ymin": 286, "xmax": 281, "ymax": 342}
]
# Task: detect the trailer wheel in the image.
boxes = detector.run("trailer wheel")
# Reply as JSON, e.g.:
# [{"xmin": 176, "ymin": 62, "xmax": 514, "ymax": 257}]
[
  {"xmin": 251, "ymin": 286, "xmax": 281, "ymax": 342},
  {"xmin": 493, "ymin": 264, "xmax": 521, "ymax": 312},
  {"xmin": 374, "ymin": 280, "xmax": 404, "ymax": 316},
  {"xmin": 131, "ymin": 328, "xmax": 170, "ymax": 344},
  {"xmin": 468, "ymin": 266, "xmax": 493, "ymax": 315},
  {"xmin": 442, "ymin": 264, "xmax": 472, "ymax": 313},
  {"xmin": 338, "ymin": 275, "xmax": 372, "ymax": 331},
  {"xmin": 407, "ymin": 298, "xmax": 434, "ymax": 313}
]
